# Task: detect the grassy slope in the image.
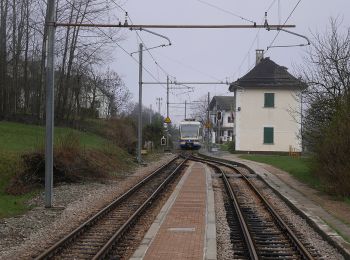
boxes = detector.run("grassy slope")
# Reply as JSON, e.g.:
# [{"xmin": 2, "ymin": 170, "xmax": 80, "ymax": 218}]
[
  {"xmin": 239, "ymin": 155, "xmax": 321, "ymax": 189},
  {"xmin": 0, "ymin": 121, "xmax": 107, "ymax": 152},
  {"xmin": 0, "ymin": 121, "xmax": 110, "ymax": 218}
]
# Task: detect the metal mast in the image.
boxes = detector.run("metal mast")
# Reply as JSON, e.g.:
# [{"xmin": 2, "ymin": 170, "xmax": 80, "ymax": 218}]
[
  {"xmin": 137, "ymin": 43, "xmax": 143, "ymax": 163},
  {"xmin": 45, "ymin": 0, "xmax": 56, "ymax": 208}
]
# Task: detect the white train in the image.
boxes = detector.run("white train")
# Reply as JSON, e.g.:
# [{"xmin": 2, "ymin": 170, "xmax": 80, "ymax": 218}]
[{"xmin": 179, "ymin": 119, "xmax": 201, "ymax": 150}]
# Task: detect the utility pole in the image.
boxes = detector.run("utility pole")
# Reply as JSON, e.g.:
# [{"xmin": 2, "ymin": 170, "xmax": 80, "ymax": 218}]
[
  {"xmin": 45, "ymin": 0, "xmax": 56, "ymax": 208},
  {"xmin": 156, "ymin": 98, "xmax": 162, "ymax": 114},
  {"xmin": 166, "ymin": 76, "xmax": 169, "ymax": 150},
  {"xmin": 184, "ymin": 100, "xmax": 187, "ymax": 119},
  {"xmin": 300, "ymin": 92, "xmax": 303, "ymax": 152},
  {"xmin": 137, "ymin": 43, "xmax": 143, "ymax": 164},
  {"xmin": 150, "ymin": 104, "xmax": 152, "ymax": 124},
  {"xmin": 207, "ymin": 92, "xmax": 210, "ymax": 152},
  {"xmin": 166, "ymin": 76, "xmax": 169, "ymax": 119}
]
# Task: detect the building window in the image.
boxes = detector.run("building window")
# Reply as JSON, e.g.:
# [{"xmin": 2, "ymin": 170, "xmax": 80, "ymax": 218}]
[
  {"xmin": 263, "ymin": 127, "xmax": 274, "ymax": 144},
  {"xmin": 228, "ymin": 116, "xmax": 234, "ymax": 123},
  {"xmin": 228, "ymin": 130, "xmax": 233, "ymax": 137},
  {"xmin": 264, "ymin": 93, "xmax": 275, "ymax": 108}
]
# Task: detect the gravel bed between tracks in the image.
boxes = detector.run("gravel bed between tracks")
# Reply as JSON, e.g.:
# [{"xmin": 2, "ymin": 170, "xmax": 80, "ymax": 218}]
[
  {"xmin": 0, "ymin": 154, "xmax": 176, "ymax": 260},
  {"xmin": 251, "ymin": 178, "xmax": 345, "ymax": 260},
  {"xmin": 212, "ymin": 176, "xmax": 235, "ymax": 260},
  {"xmin": 111, "ymin": 164, "xmax": 187, "ymax": 260}
]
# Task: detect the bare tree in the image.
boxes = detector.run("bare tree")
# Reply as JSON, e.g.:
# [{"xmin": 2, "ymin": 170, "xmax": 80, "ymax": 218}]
[
  {"xmin": 0, "ymin": 0, "xmax": 129, "ymax": 123},
  {"xmin": 190, "ymin": 95, "xmax": 209, "ymax": 124},
  {"xmin": 299, "ymin": 18, "xmax": 350, "ymax": 151}
]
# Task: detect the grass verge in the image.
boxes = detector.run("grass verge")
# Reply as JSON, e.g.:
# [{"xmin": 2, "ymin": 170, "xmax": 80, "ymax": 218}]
[
  {"xmin": 0, "ymin": 151, "xmax": 37, "ymax": 218},
  {"xmin": 239, "ymin": 155, "xmax": 321, "ymax": 189},
  {"xmin": 0, "ymin": 121, "xmax": 135, "ymax": 218},
  {"xmin": 0, "ymin": 121, "xmax": 107, "ymax": 152}
]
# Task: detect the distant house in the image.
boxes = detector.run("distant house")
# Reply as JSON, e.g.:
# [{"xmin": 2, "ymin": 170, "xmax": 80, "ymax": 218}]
[
  {"xmin": 229, "ymin": 51, "xmax": 305, "ymax": 153},
  {"xmin": 81, "ymin": 86, "xmax": 111, "ymax": 119},
  {"xmin": 209, "ymin": 96, "xmax": 235, "ymax": 143}
]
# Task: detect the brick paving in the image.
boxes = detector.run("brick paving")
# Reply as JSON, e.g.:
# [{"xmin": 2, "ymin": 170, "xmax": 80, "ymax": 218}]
[{"xmin": 144, "ymin": 163, "xmax": 207, "ymax": 260}]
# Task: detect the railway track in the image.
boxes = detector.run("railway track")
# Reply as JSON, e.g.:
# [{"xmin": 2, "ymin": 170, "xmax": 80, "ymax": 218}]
[
  {"xmin": 35, "ymin": 156, "xmax": 187, "ymax": 260},
  {"xmin": 192, "ymin": 155, "xmax": 315, "ymax": 260}
]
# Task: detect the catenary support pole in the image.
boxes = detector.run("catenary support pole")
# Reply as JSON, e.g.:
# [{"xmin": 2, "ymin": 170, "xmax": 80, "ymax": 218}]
[
  {"xmin": 185, "ymin": 100, "xmax": 187, "ymax": 119},
  {"xmin": 166, "ymin": 76, "xmax": 169, "ymax": 149},
  {"xmin": 150, "ymin": 104, "xmax": 152, "ymax": 124},
  {"xmin": 156, "ymin": 98, "xmax": 162, "ymax": 114},
  {"xmin": 137, "ymin": 43, "xmax": 143, "ymax": 163},
  {"xmin": 207, "ymin": 92, "xmax": 210, "ymax": 152},
  {"xmin": 45, "ymin": 0, "xmax": 56, "ymax": 208}
]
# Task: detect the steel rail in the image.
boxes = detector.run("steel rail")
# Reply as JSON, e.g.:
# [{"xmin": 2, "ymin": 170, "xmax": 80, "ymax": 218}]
[
  {"xmin": 35, "ymin": 156, "xmax": 180, "ymax": 260},
  {"xmin": 93, "ymin": 158, "xmax": 188, "ymax": 259},
  {"xmin": 192, "ymin": 157, "xmax": 258, "ymax": 259},
  {"xmin": 192, "ymin": 155, "xmax": 314, "ymax": 260}
]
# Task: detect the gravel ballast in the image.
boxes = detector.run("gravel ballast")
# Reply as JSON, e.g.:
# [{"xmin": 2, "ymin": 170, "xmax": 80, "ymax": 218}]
[
  {"xmin": 0, "ymin": 154, "xmax": 176, "ymax": 260},
  {"xmin": 251, "ymin": 178, "xmax": 345, "ymax": 260},
  {"xmin": 212, "ymin": 176, "xmax": 235, "ymax": 260}
]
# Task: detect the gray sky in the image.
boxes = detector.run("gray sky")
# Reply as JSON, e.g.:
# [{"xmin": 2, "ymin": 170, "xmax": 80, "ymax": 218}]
[{"xmin": 106, "ymin": 0, "xmax": 350, "ymax": 124}]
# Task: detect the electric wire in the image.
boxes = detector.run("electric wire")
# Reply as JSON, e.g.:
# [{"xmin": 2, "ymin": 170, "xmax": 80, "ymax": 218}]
[
  {"xmin": 62, "ymin": 0, "xmax": 168, "ymax": 89},
  {"xmin": 229, "ymin": 0, "xmax": 277, "ymax": 81},
  {"xmin": 156, "ymin": 53, "xmax": 222, "ymax": 81},
  {"xmin": 266, "ymin": 0, "xmax": 302, "ymax": 51},
  {"xmin": 110, "ymin": 0, "xmax": 175, "ymax": 80},
  {"xmin": 194, "ymin": 0, "xmax": 256, "ymax": 24}
]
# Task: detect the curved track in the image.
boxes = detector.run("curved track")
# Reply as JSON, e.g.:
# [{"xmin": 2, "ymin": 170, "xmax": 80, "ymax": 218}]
[
  {"xmin": 35, "ymin": 156, "xmax": 187, "ymax": 260},
  {"xmin": 192, "ymin": 155, "xmax": 314, "ymax": 260}
]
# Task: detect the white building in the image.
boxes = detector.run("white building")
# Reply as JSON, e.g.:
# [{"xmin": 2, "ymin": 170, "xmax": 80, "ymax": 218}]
[
  {"xmin": 229, "ymin": 52, "xmax": 305, "ymax": 153},
  {"xmin": 209, "ymin": 96, "xmax": 235, "ymax": 143}
]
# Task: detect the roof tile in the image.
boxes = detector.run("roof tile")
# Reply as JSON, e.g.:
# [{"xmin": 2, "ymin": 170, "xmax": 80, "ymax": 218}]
[{"xmin": 229, "ymin": 57, "xmax": 305, "ymax": 91}]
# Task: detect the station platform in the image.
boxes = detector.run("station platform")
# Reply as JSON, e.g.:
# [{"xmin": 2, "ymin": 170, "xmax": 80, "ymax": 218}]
[{"xmin": 131, "ymin": 162, "xmax": 216, "ymax": 260}]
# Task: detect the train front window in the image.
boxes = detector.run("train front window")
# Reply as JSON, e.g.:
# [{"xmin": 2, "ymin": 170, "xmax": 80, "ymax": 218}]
[{"xmin": 181, "ymin": 125, "xmax": 199, "ymax": 138}]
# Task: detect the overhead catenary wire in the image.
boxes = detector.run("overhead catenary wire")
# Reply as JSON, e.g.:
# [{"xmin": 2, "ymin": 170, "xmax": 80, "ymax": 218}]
[
  {"xmin": 109, "ymin": 0, "xmax": 174, "ymax": 79},
  {"xmin": 194, "ymin": 0, "xmax": 256, "ymax": 24},
  {"xmin": 266, "ymin": 0, "xmax": 303, "ymax": 51},
  {"xmin": 229, "ymin": 0, "xmax": 278, "ymax": 81},
  {"xmin": 61, "ymin": 0, "xmax": 169, "ymax": 90},
  {"xmin": 157, "ymin": 53, "xmax": 222, "ymax": 81},
  {"xmin": 100, "ymin": 2, "xmax": 200, "ymax": 105}
]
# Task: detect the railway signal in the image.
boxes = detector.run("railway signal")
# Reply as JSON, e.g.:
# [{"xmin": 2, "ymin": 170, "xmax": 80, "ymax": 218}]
[{"xmin": 161, "ymin": 136, "xmax": 167, "ymax": 146}]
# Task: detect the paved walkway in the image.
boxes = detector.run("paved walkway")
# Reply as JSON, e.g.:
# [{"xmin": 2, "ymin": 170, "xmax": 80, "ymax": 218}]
[
  {"xmin": 131, "ymin": 162, "xmax": 216, "ymax": 260},
  {"xmin": 204, "ymin": 151, "xmax": 350, "ymax": 257}
]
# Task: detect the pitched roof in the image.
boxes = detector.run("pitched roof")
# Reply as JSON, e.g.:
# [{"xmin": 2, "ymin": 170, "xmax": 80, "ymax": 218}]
[
  {"xmin": 209, "ymin": 96, "xmax": 235, "ymax": 111},
  {"xmin": 229, "ymin": 57, "xmax": 305, "ymax": 91}
]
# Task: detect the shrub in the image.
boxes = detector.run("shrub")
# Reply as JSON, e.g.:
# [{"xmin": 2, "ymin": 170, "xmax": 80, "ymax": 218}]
[
  {"xmin": 313, "ymin": 97, "xmax": 350, "ymax": 196},
  {"xmin": 5, "ymin": 132, "xmax": 133, "ymax": 195},
  {"xmin": 227, "ymin": 140, "xmax": 235, "ymax": 154}
]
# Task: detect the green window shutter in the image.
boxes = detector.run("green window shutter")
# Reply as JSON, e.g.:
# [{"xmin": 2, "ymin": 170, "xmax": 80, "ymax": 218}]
[
  {"xmin": 264, "ymin": 93, "xmax": 275, "ymax": 107},
  {"xmin": 264, "ymin": 127, "xmax": 274, "ymax": 144}
]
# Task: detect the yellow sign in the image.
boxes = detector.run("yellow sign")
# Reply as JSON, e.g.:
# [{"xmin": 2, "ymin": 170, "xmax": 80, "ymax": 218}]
[
  {"xmin": 164, "ymin": 117, "xmax": 171, "ymax": 124},
  {"xmin": 206, "ymin": 122, "xmax": 211, "ymax": 129}
]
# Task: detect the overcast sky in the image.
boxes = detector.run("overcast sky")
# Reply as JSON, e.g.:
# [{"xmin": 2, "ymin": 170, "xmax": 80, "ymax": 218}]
[{"xmin": 104, "ymin": 0, "xmax": 350, "ymax": 124}]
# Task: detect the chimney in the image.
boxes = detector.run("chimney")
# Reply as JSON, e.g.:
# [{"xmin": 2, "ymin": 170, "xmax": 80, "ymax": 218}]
[{"xmin": 256, "ymin": 49, "xmax": 264, "ymax": 65}]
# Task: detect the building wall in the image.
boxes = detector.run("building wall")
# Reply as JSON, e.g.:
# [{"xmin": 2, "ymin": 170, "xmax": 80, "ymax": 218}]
[
  {"xmin": 234, "ymin": 88, "xmax": 301, "ymax": 152},
  {"xmin": 209, "ymin": 110, "xmax": 234, "ymax": 143}
]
